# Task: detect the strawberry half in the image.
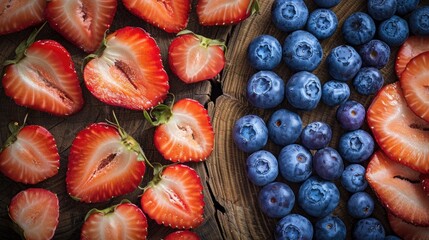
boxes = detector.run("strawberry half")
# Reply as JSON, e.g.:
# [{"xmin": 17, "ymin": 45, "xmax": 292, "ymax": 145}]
[
  {"xmin": 81, "ymin": 201, "xmax": 148, "ymax": 240},
  {"xmin": 388, "ymin": 213, "xmax": 429, "ymax": 240},
  {"xmin": 83, "ymin": 26, "xmax": 169, "ymax": 110},
  {"xmin": 0, "ymin": 120, "xmax": 59, "ymax": 184},
  {"xmin": 144, "ymin": 98, "xmax": 214, "ymax": 162},
  {"xmin": 122, "ymin": 0, "xmax": 190, "ymax": 33},
  {"xmin": 400, "ymin": 51, "xmax": 429, "ymax": 122},
  {"xmin": 66, "ymin": 120, "xmax": 146, "ymax": 203},
  {"xmin": 8, "ymin": 188, "xmax": 59, "ymax": 240},
  {"xmin": 366, "ymin": 151, "xmax": 429, "ymax": 226},
  {"xmin": 168, "ymin": 30, "xmax": 226, "ymax": 84},
  {"xmin": 395, "ymin": 35, "xmax": 429, "ymax": 78},
  {"xmin": 367, "ymin": 82, "xmax": 429, "ymax": 173},
  {"xmin": 0, "ymin": 0, "xmax": 46, "ymax": 35},
  {"xmin": 2, "ymin": 27, "xmax": 84, "ymax": 116},
  {"xmin": 197, "ymin": 0, "xmax": 259, "ymax": 26},
  {"xmin": 45, "ymin": 0, "xmax": 117, "ymax": 53},
  {"xmin": 164, "ymin": 230, "xmax": 201, "ymax": 240},
  {"xmin": 141, "ymin": 164, "xmax": 204, "ymax": 229}
]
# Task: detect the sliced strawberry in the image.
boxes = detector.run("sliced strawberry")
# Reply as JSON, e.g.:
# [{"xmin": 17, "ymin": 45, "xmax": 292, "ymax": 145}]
[
  {"xmin": 0, "ymin": 0, "xmax": 46, "ymax": 35},
  {"xmin": 2, "ymin": 28, "xmax": 84, "ymax": 116},
  {"xmin": 0, "ymin": 121, "xmax": 59, "ymax": 184},
  {"xmin": 144, "ymin": 98, "xmax": 214, "ymax": 162},
  {"xmin": 395, "ymin": 35, "xmax": 429, "ymax": 78},
  {"xmin": 9, "ymin": 188, "xmax": 59, "ymax": 240},
  {"xmin": 83, "ymin": 26, "xmax": 169, "ymax": 110},
  {"xmin": 81, "ymin": 201, "xmax": 148, "ymax": 240},
  {"xmin": 164, "ymin": 230, "xmax": 201, "ymax": 240},
  {"xmin": 45, "ymin": 0, "xmax": 117, "ymax": 53},
  {"xmin": 388, "ymin": 213, "xmax": 429, "ymax": 240},
  {"xmin": 66, "ymin": 121, "xmax": 146, "ymax": 203},
  {"xmin": 141, "ymin": 164, "xmax": 204, "ymax": 229},
  {"xmin": 421, "ymin": 174, "xmax": 429, "ymax": 196},
  {"xmin": 122, "ymin": 0, "xmax": 190, "ymax": 33},
  {"xmin": 366, "ymin": 151, "xmax": 429, "ymax": 226},
  {"xmin": 168, "ymin": 30, "xmax": 226, "ymax": 84},
  {"xmin": 400, "ymin": 51, "xmax": 429, "ymax": 122},
  {"xmin": 197, "ymin": 0, "xmax": 259, "ymax": 26},
  {"xmin": 367, "ymin": 82, "xmax": 429, "ymax": 173}
]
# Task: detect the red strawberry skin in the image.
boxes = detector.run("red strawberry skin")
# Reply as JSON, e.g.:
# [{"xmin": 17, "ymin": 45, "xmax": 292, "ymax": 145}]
[
  {"xmin": 388, "ymin": 213, "xmax": 429, "ymax": 240},
  {"xmin": 395, "ymin": 35, "xmax": 429, "ymax": 78},
  {"xmin": 9, "ymin": 188, "xmax": 59, "ymax": 240},
  {"xmin": 83, "ymin": 26, "xmax": 169, "ymax": 110},
  {"xmin": 45, "ymin": 0, "xmax": 117, "ymax": 53},
  {"xmin": 367, "ymin": 82, "xmax": 429, "ymax": 173},
  {"xmin": 168, "ymin": 33, "xmax": 225, "ymax": 84},
  {"xmin": 197, "ymin": 0, "xmax": 257, "ymax": 26},
  {"xmin": 81, "ymin": 202, "xmax": 148, "ymax": 240},
  {"xmin": 0, "ymin": 125, "xmax": 59, "ymax": 184},
  {"xmin": 421, "ymin": 174, "xmax": 429, "ymax": 196},
  {"xmin": 0, "ymin": 0, "xmax": 46, "ymax": 35},
  {"xmin": 2, "ymin": 40, "xmax": 84, "ymax": 116},
  {"xmin": 123, "ymin": 0, "xmax": 190, "ymax": 33},
  {"xmin": 154, "ymin": 98, "xmax": 214, "ymax": 162},
  {"xmin": 141, "ymin": 164, "xmax": 204, "ymax": 229},
  {"xmin": 164, "ymin": 230, "xmax": 201, "ymax": 240},
  {"xmin": 66, "ymin": 123, "xmax": 146, "ymax": 203}
]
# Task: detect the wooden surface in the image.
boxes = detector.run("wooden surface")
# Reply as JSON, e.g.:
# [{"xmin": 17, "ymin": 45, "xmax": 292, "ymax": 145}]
[{"xmin": 0, "ymin": 1, "xmax": 422, "ymax": 239}]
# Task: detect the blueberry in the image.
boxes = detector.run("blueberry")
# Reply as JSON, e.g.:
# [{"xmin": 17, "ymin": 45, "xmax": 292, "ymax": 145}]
[
  {"xmin": 272, "ymin": 0, "xmax": 309, "ymax": 33},
  {"xmin": 409, "ymin": 6, "xmax": 429, "ymax": 36},
  {"xmin": 267, "ymin": 109, "xmax": 302, "ymax": 146},
  {"xmin": 313, "ymin": 147, "xmax": 344, "ymax": 181},
  {"xmin": 326, "ymin": 45, "xmax": 362, "ymax": 82},
  {"xmin": 282, "ymin": 30, "xmax": 323, "ymax": 72},
  {"xmin": 306, "ymin": 9, "xmax": 338, "ymax": 40},
  {"xmin": 275, "ymin": 214, "xmax": 314, "ymax": 240},
  {"xmin": 301, "ymin": 121, "xmax": 332, "ymax": 150},
  {"xmin": 322, "ymin": 80, "xmax": 350, "ymax": 107},
  {"xmin": 353, "ymin": 67, "xmax": 384, "ymax": 95},
  {"xmin": 247, "ymin": 35, "xmax": 282, "ymax": 70},
  {"xmin": 341, "ymin": 164, "xmax": 368, "ymax": 193},
  {"xmin": 367, "ymin": 0, "xmax": 397, "ymax": 21},
  {"xmin": 258, "ymin": 182, "xmax": 295, "ymax": 218},
  {"xmin": 353, "ymin": 218, "xmax": 386, "ymax": 240},
  {"xmin": 396, "ymin": 0, "xmax": 419, "ymax": 16},
  {"xmin": 246, "ymin": 71, "xmax": 285, "ymax": 109},
  {"xmin": 359, "ymin": 39, "xmax": 391, "ymax": 69},
  {"xmin": 378, "ymin": 15, "xmax": 409, "ymax": 47},
  {"xmin": 336, "ymin": 100, "xmax": 366, "ymax": 131},
  {"xmin": 338, "ymin": 129, "xmax": 375, "ymax": 163},
  {"xmin": 298, "ymin": 176, "xmax": 340, "ymax": 217},
  {"xmin": 313, "ymin": 0, "xmax": 341, "ymax": 8},
  {"xmin": 285, "ymin": 71, "xmax": 322, "ymax": 111},
  {"xmin": 347, "ymin": 192, "xmax": 374, "ymax": 219},
  {"xmin": 384, "ymin": 235, "xmax": 401, "ymax": 240},
  {"xmin": 246, "ymin": 150, "xmax": 278, "ymax": 186},
  {"xmin": 278, "ymin": 144, "xmax": 313, "ymax": 183},
  {"xmin": 314, "ymin": 216, "xmax": 347, "ymax": 240},
  {"xmin": 342, "ymin": 12, "xmax": 376, "ymax": 45},
  {"xmin": 233, "ymin": 115, "xmax": 268, "ymax": 153}
]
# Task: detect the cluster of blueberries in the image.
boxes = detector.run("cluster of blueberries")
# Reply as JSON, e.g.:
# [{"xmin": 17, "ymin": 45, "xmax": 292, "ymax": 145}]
[{"xmin": 233, "ymin": 0, "xmax": 429, "ymax": 239}]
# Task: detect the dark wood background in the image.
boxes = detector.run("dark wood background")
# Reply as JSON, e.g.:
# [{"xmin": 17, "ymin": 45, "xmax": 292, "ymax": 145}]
[{"xmin": 1, "ymin": 0, "xmax": 425, "ymax": 239}]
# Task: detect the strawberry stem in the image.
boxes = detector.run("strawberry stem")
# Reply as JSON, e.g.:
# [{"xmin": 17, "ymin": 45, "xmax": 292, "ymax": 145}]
[
  {"xmin": 1, "ymin": 114, "xmax": 28, "ymax": 152},
  {"xmin": 176, "ymin": 30, "xmax": 227, "ymax": 52},
  {"xmin": 82, "ymin": 30, "xmax": 109, "ymax": 72},
  {"xmin": 143, "ymin": 94, "xmax": 175, "ymax": 126},
  {"xmin": 248, "ymin": 0, "xmax": 260, "ymax": 16},
  {"xmin": 139, "ymin": 162, "xmax": 166, "ymax": 191}
]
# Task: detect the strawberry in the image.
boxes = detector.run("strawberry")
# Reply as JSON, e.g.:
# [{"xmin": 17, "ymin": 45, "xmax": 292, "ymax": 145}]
[
  {"xmin": 8, "ymin": 188, "xmax": 59, "ymax": 240},
  {"xmin": 395, "ymin": 35, "xmax": 429, "ymax": 78},
  {"xmin": 388, "ymin": 213, "xmax": 429, "ymax": 240},
  {"xmin": 144, "ymin": 97, "xmax": 214, "ymax": 162},
  {"xmin": 45, "ymin": 0, "xmax": 117, "ymax": 53},
  {"xmin": 420, "ymin": 174, "xmax": 429, "ymax": 196},
  {"xmin": 2, "ymin": 26, "xmax": 84, "ymax": 116},
  {"xmin": 367, "ymin": 82, "xmax": 429, "ymax": 173},
  {"xmin": 83, "ymin": 26, "xmax": 169, "ymax": 110},
  {"xmin": 399, "ymin": 51, "xmax": 429, "ymax": 122},
  {"xmin": 366, "ymin": 151, "xmax": 429, "ymax": 226},
  {"xmin": 168, "ymin": 30, "xmax": 226, "ymax": 84},
  {"xmin": 197, "ymin": 0, "xmax": 259, "ymax": 26},
  {"xmin": 81, "ymin": 201, "xmax": 148, "ymax": 240},
  {"xmin": 66, "ymin": 118, "xmax": 146, "ymax": 203},
  {"xmin": 141, "ymin": 164, "xmax": 204, "ymax": 229},
  {"xmin": 122, "ymin": 0, "xmax": 190, "ymax": 33},
  {"xmin": 164, "ymin": 230, "xmax": 201, "ymax": 240},
  {"xmin": 0, "ymin": 0, "xmax": 46, "ymax": 35},
  {"xmin": 0, "ymin": 119, "xmax": 59, "ymax": 184}
]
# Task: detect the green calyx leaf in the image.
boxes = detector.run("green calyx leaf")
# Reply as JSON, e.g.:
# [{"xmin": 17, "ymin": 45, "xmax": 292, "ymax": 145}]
[
  {"xmin": 143, "ymin": 94, "xmax": 175, "ymax": 126},
  {"xmin": 1, "ymin": 114, "xmax": 28, "ymax": 152},
  {"xmin": 176, "ymin": 29, "xmax": 227, "ymax": 52},
  {"xmin": 248, "ymin": 0, "xmax": 260, "ymax": 16},
  {"xmin": 84, "ymin": 199, "xmax": 131, "ymax": 221},
  {"xmin": 81, "ymin": 30, "xmax": 109, "ymax": 72},
  {"xmin": 139, "ymin": 162, "xmax": 165, "ymax": 191}
]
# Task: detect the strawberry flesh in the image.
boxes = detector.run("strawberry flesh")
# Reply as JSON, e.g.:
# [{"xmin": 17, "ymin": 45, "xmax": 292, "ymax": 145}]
[
  {"xmin": 388, "ymin": 213, "xmax": 429, "ymax": 240},
  {"xmin": 0, "ymin": 0, "xmax": 46, "ymax": 35},
  {"xmin": 395, "ymin": 35, "xmax": 429, "ymax": 78},
  {"xmin": 197, "ymin": 0, "xmax": 259, "ymax": 26}
]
